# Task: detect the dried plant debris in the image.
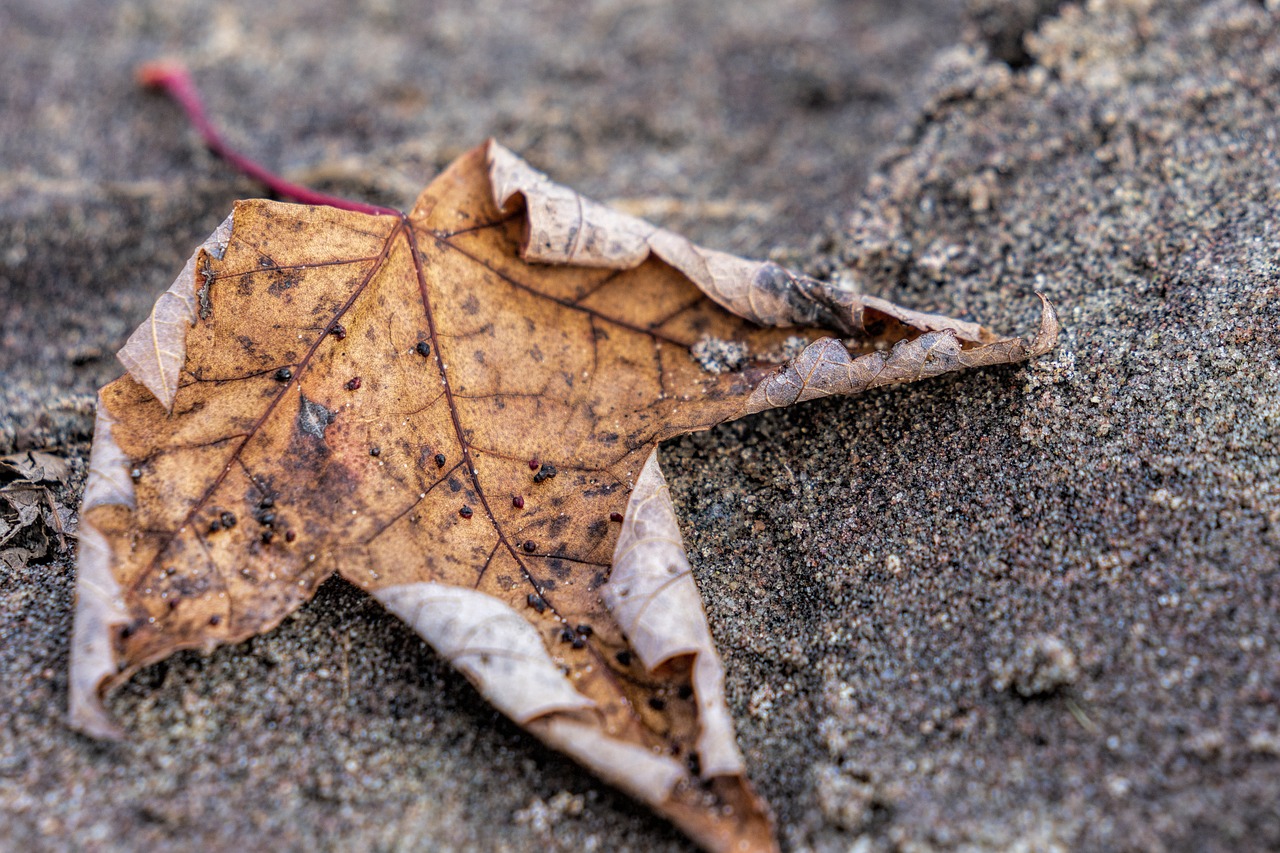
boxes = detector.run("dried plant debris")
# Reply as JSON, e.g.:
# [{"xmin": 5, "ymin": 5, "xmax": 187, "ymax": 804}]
[
  {"xmin": 1, "ymin": 450, "xmax": 73, "ymax": 568},
  {"xmin": 70, "ymin": 140, "xmax": 1056, "ymax": 852}
]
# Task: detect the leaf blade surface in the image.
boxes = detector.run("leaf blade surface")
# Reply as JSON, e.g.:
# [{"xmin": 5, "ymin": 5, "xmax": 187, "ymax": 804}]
[{"xmin": 72, "ymin": 140, "xmax": 1056, "ymax": 853}]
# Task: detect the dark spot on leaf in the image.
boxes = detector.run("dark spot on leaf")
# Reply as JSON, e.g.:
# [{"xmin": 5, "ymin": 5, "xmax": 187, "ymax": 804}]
[
  {"xmin": 208, "ymin": 615, "xmax": 221, "ymax": 627},
  {"xmin": 297, "ymin": 394, "xmax": 336, "ymax": 440},
  {"xmin": 235, "ymin": 335, "xmax": 260, "ymax": 358},
  {"xmin": 461, "ymin": 294, "xmax": 481, "ymax": 315},
  {"xmin": 448, "ymin": 478, "xmax": 461, "ymax": 492},
  {"xmin": 267, "ymin": 273, "xmax": 299, "ymax": 297}
]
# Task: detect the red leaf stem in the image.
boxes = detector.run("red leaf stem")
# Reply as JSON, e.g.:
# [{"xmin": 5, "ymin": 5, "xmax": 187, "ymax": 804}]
[{"xmin": 137, "ymin": 61, "xmax": 402, "ymax": 218}]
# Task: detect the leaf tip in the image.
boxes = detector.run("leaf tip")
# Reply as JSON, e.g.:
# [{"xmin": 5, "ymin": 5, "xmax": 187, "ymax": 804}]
[
  {"xmin": 116, "ymin": 211, "xmax": 234, "ymax": 412},
  {"xmin": 68, "ymin": 526, "xmax": 130, "ymax": 742},
  {"xmin": 1028, "ymin": 292, "xmax": 1061, "ymax": 356},
  {"xmin": 68, "ymin": 691, "xmax": 127, "ymax": 742}
]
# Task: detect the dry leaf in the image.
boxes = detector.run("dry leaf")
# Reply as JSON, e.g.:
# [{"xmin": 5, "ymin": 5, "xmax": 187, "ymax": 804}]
[
  {"xmin": 0, "ymin": 450, "xmax": 72, "ymax": 484},
  {"xmin": 1, "ymin": 450, "xmax": 73, "ymax": 564},
  {"xmin": 70, "ymin": 139, "xmax": 1056, "ymax": 852}
]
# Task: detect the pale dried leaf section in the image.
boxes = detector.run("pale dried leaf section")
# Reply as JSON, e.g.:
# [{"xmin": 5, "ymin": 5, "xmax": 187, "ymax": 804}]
[
  {"xmin": 530, "ymin": 715, "xmax": 687, "ymax": 807},
  {"xmin": 743, "ymin": 295, "xmax": 1060, "ymax": 415},
  {"xmin": 488, "ymin": 142, "xmax": 1032, "ymax": 348},
  {"xmin": 117, "ymin": 213, "xmax": 234, "ymax": 411},
  {"xmin": 374, "ymin": 583, "xmax": 697, "ymax": 830},
  {"xmin": 373, "ymin": 583, "xmax": 594, "ymax": 724},
  {"xmin": 489, "ymin": 141, "xmax": 860, "ymax": 335},
  {"xmin": 604, "ymin": 450, "xmax": 745, "ymax": 778},
  {"xmin": 68, "ymin": 402, "xmax": 135, "ymax": 739}
]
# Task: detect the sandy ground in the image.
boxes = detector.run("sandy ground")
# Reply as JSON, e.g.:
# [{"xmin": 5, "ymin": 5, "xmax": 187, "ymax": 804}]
[{"xmin": 2, "ymin": 0, "xmax": 1278, "ymax": 850}]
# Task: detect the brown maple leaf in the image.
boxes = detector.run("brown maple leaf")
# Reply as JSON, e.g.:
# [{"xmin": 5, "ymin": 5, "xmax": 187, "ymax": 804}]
[{"xmin": 70, "ymin": 66, "xmax": 1057, "ymax": 853}]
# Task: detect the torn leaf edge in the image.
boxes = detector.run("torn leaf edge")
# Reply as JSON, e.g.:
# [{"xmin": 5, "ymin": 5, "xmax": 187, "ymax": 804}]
[
  {"xmin": 68, "ymin": 401, "xmax": 135, "ymax": 739},
  {"xmin": 486, "ymin": 139, "xmax": 995, "ymax": 343},
  {"xmin": 117, "ymin": 213, "xmax": 234, "ymax": 412},
  {"xmin": 603, "ymin": 449, "xmax": 747, "ymax": 779}
]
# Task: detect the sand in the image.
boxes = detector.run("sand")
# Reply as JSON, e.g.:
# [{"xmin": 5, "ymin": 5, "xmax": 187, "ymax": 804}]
[{"xmin": 2, "ymin": 0, "xmax": 1278, "ymax": 850}]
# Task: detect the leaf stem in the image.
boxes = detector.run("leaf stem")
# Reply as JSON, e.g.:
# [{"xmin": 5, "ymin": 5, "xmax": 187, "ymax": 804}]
[{"xmin": 137, "ymin": 61, "xmax": 403, "ymax": 218}]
